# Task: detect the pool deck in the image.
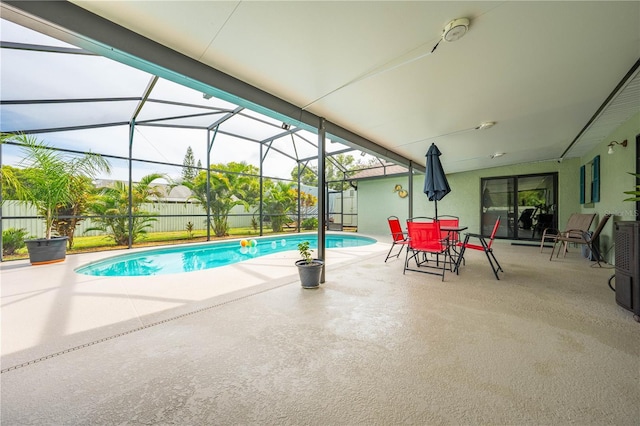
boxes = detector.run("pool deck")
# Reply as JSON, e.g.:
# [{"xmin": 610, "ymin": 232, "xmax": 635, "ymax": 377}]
[
  {"xmin": 2, "ymin": 236, "xmax": 638, "ymax": 424},
  {"xmin": 1, "ymin": 234, "xmax": 388, "ymax": 368}
]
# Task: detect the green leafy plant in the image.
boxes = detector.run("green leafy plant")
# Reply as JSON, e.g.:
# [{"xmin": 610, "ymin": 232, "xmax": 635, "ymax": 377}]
[
  {"xmin": 183, "ymin": 162, "xmax": 259, "ymax": 237},
  {"xmin": 1, "ymin": 133, "xmax": 111, "ymax": 240},
  {"xmin": 2, "ymin": 228, "xmax": 30, "ymax": 256},
  {"xmin": 186, "ymin": 221, "xmax": 194, "ymax": 239},
  {"xmin": 623, "ymin": 172, "xmax": 640, "ymax": 202},
  {"xmin": 297, "ymin": 241, "xmax": 313, "ymax": 264},
  {"xmin": 301, "ymin": 217, "xmax": 318, "ymax": 230},
  {"xmin": 263, "ymin": 181, "xmax": 297, "ymax": 232},
  {"xmin": 85, "ymin": 173, "xmax": 164, "ymax": 245}
]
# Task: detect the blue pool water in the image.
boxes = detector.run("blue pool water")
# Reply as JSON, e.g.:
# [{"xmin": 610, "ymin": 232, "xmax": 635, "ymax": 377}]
[{"xmin": 75, "ymin": 234, "xmax": 376, "ymax": 277}]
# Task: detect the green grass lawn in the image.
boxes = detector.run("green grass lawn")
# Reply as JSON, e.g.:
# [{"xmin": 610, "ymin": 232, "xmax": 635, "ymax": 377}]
[{"xmin": 2, "ymin": 226, "xmax": 301, "ymax": 261}]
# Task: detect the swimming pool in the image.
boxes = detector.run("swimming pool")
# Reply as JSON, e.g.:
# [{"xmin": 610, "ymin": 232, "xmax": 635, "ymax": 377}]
[{"xmin": 75, "ymin": 234, "xmax": 376, "ymax": 277}]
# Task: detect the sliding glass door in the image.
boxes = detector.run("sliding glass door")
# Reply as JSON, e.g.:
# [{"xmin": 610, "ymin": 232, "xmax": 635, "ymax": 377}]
[{"xmin": 481, "ymin": 173, "xmax": 558, "ymax": 240}]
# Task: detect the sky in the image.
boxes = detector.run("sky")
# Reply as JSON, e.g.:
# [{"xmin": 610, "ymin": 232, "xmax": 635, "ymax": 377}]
[{"xmin": 1, "ymin": 19, "xmax": 375, "ymax": 183}]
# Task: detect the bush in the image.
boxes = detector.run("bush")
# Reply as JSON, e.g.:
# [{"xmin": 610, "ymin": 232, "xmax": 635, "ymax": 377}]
[
  {"xmin": 2, "ymin": 228, "xmax": 29, "ymax": 256},
  {"xmin": 301, "ymin": 217, "xmax": 318, "ymax": 230}
]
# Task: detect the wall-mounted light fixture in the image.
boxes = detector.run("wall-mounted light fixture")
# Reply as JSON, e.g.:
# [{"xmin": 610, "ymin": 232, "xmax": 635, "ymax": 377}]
[
  {"xmin": 393, "ymin": 184, "xmax": 409, "ymax": 198},
  {"xmin": 607, "ymin": 139, "xmax": 627, "ymax": 154}
]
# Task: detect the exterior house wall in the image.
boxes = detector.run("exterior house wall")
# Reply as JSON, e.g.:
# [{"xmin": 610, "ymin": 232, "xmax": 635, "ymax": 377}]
[
  {"xmin": 358, "ymin": 112, "xmax": 640, "ymax": 265},
  {"xmin": 578, "ymin": 111, "xmax": 640, "ymax": 262},
  {"xmin": 358, "ymin": 159, "xmax": 580, "ymax": 241}
]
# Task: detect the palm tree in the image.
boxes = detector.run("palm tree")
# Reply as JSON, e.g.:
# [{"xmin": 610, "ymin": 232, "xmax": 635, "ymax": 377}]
[
  {"xmin": 86, "ymin": 173, "xmax": 165, "ymax": 245},
  {"xmin": 263, "ymin": 181, "xmax": 297, "ymax": 232},
  {"xmin": 52, "ymin": 175, "xmax": 98, "ymax": 249},
  {"xmin": 1, "ymin": 133, "xmax": 111, "ymax": 240},
  {"xmin": 184, "ymin": 162, "xmax": 260, "ymax": 237}
]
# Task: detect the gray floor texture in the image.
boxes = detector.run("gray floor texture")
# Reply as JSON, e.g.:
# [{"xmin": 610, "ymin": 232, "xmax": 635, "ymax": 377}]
[{"xmin": 1, "ymin": 239, "xmax": 638, "ymax": 425}]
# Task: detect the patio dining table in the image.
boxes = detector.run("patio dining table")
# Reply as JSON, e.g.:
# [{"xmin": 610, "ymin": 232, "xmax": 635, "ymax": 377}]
[{"xmin": 441, "ymin": 224, "xmax": 468, "ymax": 264}]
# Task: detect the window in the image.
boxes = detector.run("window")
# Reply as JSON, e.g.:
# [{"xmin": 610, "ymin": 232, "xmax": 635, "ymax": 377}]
[{"xmin": 580, "ymin": 155, "xmax": 600, "ymax": 205}]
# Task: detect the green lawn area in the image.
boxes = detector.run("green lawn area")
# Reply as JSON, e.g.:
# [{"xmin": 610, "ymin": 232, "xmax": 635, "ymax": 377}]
[{"xmin": 2, "ymin": 226, "xmax": 302, "ymax": 261}]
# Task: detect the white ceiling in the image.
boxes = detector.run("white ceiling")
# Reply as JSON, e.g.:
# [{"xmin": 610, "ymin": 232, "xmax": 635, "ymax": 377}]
[{"xmin": 6, "ymin": 1, "xmax": 640, "ymax": 173}]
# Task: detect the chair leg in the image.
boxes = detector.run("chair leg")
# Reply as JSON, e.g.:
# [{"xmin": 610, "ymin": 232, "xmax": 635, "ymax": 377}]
[
  {"xmin": 404, "ymin": 248, "xmax": 422, "ymax": 273},
  {"xmin": 384, "ymin": 243, "xmax": 395, "ymax": 262},
  {"xmin": 549, "ymin": 238, "xmax": 558, "ymax": 260},
  {"xmin": 385, "ymin": 242, "xmax": 403, "ymax": 262},
  {"xmin": 454, "ymin": 245, "xmax": 467, "ymax": 274},
  {"xmin": 403, "ymin": 247, "xmax": 411, "ymax": 274},
  {"xmin": 589, "ymin": 243, "xmax": 604, "ymax": 267},
  {"xmin": 484, "ymin": 249, "xmax": 503, "ymax": 280}
]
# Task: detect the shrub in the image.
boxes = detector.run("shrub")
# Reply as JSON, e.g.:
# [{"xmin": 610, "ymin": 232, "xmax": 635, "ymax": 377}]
[
  {"xmin": 2, "ymin": 228, "xmax": 29, "ymax": 256},
  {"xmin": 301, "ymin": 217, "xmax": 318, "ymax": 230}
]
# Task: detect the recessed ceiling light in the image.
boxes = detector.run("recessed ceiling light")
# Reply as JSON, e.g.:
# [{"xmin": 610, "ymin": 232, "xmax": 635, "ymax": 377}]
[{"xmin": 476, "ymin": 121, "xmax": 496, "ymax": 130}]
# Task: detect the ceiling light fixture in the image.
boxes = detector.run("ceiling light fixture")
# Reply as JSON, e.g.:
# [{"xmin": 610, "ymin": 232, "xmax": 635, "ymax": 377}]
[
  {"xmin": 202, "ymin": 93, "xmax": 212, "ymax": 100},
  {"xmin": 442, "ymin": 18, "xmax": 470, "ymax": 42},
  {"xmin": 281, "ymin": 123, "xmax": 291, "ymax": 130},
  {"xmin": 490, "ymin": 152, "xmax": 506, "ymax": 159},
  {"xmin": 607, "ymin": 139, "xmax": 627, "ymax": 154},
  {"xmin": 476, "ymin": 121, "xmax": 496, "ymax": 130}
]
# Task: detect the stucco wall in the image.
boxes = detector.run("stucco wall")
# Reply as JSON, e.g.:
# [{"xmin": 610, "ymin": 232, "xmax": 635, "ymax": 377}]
[
  {"xmin": 578, "ymin": 111, "xmax": 640, "ymax": 261},
  {"xmin": 358, "ymin": 158, "xmax": 580, "ymax": 239},
  {"xmin": 356, "ymin": 174, "xmax": 413, "ymax": 239}
]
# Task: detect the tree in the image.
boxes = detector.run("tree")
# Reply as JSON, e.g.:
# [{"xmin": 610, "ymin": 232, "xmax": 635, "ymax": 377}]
[
  {"xmin": 1, "ymin": 133, "xmax": 111, "ymax": 240},
  {"xmin": 262, "ymin": 181, "xmax": 297, "ymax": 232},
  {"xmin": 85, "ymin": 173, "xmax": 165, "ymax": 245},
  {"xmin": 290, "ymin": 154, "xmax": 357, "ymax": 191},
  {"xmin": 297, "ymin": 189, "xmax": 317, "ymax": 219},
  {"xmin": 52, "ymin": 175, "xmax": 99, "ymax": 249},
  {"xmin": 1, "ymin": 165, "xmax": 29, "ymax": 200},
  {"xmin": 183, "ymin": 162, "xmax": 260, "ymax": 237},
  {"xmin": 182, "ymin": 146, "xmax": 197, "ymax": 183},
  {"xmin": 292, "ymin": 164, "xmax": 318, "ymax": 188}
]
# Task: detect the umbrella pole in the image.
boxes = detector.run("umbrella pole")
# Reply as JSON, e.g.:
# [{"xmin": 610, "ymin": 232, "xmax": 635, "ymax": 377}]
[{"xmin": 435, "ymin": 199, "xmax": 438, "ymax": 220}]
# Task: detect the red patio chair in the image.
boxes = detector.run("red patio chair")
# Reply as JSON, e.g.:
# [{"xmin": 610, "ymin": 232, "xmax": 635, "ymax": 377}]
[
  {"xmin": 438, "ymin": 215, "xmax": 460, "ymax": 244},
  {"xmin": 403, "ymin": 218, "xmax": 450, "ymax": 281},
  {"xmin": 454, "ymin": 216, "xmax": 504, "ymax": 280},
  {"xmin": 438, "ymin": 215, "xmax": 461, "ymax": 265},
  {"xmin": 385, "ymin": 216, "xmax": 409, "ymax": 262}
]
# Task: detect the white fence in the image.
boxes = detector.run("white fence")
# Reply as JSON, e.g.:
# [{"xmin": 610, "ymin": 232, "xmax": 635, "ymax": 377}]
[
  {"xmin": 2, "ymin": 188, "xmax": 358, "ymax": 237},
  {"xmin": 1, "ymin": 201, "xmax": 256, "ymax": 237}
]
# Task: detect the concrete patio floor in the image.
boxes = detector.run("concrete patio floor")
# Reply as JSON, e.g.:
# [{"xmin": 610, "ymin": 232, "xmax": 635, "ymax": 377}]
[
  {"xmin": 1, "ymin": 236, "xmax": 638, "ymax": 424},
  {"xmin": 1, "ymin": 235, "xmax": 388, "ymax": 368}
]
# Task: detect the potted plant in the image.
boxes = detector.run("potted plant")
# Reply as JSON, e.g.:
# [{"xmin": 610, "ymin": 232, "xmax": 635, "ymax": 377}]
[
  {"xmin": 295, "ymin": 241, "xmax": 324, "ymax": 288},
  {"xmin": 623, "ymin": 172, "xmax": 640, "ymax": 202},
  {"xmin": 1, "ymin": 133, "xmax": 111, "ymax": 265}
]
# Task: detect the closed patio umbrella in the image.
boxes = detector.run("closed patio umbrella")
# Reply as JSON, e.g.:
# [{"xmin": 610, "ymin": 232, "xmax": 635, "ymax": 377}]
[{"xmin": 423, "ymin": 143, "xmax": 451, "ymax": 219}]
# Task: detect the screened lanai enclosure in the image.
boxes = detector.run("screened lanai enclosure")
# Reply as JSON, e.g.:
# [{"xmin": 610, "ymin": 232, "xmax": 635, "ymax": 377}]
[{"xmin": 0, "ymin": 19, "xmax": 416, "ymax": 261}]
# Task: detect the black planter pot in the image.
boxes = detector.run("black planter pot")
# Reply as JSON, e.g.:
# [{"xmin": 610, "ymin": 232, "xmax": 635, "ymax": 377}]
[
  {"xmin": 25, "ymin": 237, "xmax": 68, "ymax": 265},
  {"xmin": 295, "ymin": 259, "xmax": 324, "ymax": 288}
]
